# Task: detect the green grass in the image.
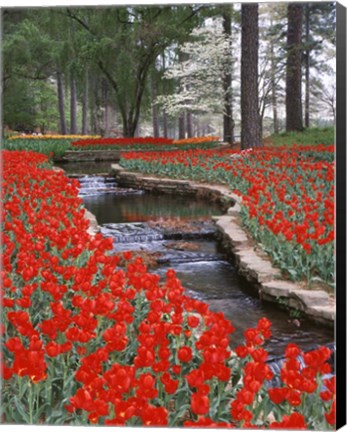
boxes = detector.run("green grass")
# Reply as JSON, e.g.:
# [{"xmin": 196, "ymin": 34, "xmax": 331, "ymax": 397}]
[{"xmin": 270, "ymin": 127, "xmax": 335, "ymax": 147}]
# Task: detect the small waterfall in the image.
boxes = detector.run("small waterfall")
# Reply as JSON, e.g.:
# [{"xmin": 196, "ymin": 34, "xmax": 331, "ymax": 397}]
[
  {"xmin": 78, "ymin": 175, "xmax": 143, "ymax": 197},
  {"xmin": 267, "ymin": 342, "xmax": 335, "ymax": 388},
  {"xmin": 78, "ymin": 176, "xmax": 118, "ymax": 196},
  {"xmin": 101, "ymin": 223, "xmax": 164, "ymax": 243}
]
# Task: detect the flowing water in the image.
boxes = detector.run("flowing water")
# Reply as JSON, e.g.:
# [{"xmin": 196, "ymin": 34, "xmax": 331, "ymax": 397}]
[{"xmin": 75, "ymin": 171, "xmax": 334, "ymax": 361}]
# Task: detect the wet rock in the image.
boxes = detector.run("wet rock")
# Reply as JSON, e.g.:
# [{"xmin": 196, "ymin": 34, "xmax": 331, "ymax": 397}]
[
  {"xmin": 148, "ymin": 219, "xmax": 217, "ymax": 240},
  {"xmin": 114, "ymin": 250, "xmax": 163, "ymax": 268},
  {"xmin": 288, "ymin": 319, "xmax": 301, "ymax": 327},
  {"xmin": 85, "ymin": 209, "xmax": 99, "ymax": 236},
  {"xmin": 101, "ymin": 223, "xmax": 163, "ymax": 243},
  {"xmin": 165, "ymin": 241, "xmax": 201, "ymax": 251}
]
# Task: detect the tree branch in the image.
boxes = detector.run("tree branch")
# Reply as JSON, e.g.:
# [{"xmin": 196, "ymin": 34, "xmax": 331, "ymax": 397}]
[
  {"xmin": 97, "ymin": 60, "xmax": 127, "ymax": 121},
  {"xmin": 65, "ymin": 8, "xmax": 96, "ymax": 35},
  {"xmin": 181, "ymin": 5, "xmax": 205, "ymax": 25}
]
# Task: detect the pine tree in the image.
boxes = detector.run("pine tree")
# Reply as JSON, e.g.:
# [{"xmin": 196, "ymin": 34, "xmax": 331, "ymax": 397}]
[
  {"xmin": 241, "ymin": 3, "xmax": 261, "ymax": 149},
  {"xmin": 285, "ymin": 3, "xmax": 304, "ymax": 132}
]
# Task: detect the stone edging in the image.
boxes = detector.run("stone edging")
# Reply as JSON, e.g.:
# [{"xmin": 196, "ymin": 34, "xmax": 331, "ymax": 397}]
[
  {"xmin": 54, "ymin": 150, "xmax": 122, "ymax": 163},
  {"xmin": 110, "ymin": 163, "xmax": 335, "ymax": 328},
  {"xmin": 53, "ymin": 144, "xmax": 231, "ymax": 163}
]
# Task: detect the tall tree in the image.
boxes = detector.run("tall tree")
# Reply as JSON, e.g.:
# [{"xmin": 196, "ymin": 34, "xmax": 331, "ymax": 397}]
[
  {"xmin": 56, "ymin": 71, "xmax": 67, "ymax": 134},
  {"xmin": 69, "ymin": 20, "xmax": 78, "ymax": 134},
  {"xmin": 70, "ymin": 72, "xmax": 77, "ymax": 134},
  {"xmin": 66, "ymin": 6, "xmax": 202, "ymax": 137},
  {"xmin": 82, "ymin": 69, "xmax": 89, "ymax": 134},
  {"xmin": 270, "ymin": 22, "xmax": 279, "ymax": 134},
  {"xmin": 222, "ymin": 6, "xmax": 234, "ymax": 144},
  {"xmin": 241, "ymin": 3, "xmax": 261, "ymax": 149},
  {"xmin": 157, "ymin": 18, "xmax": 236, "ymax": 138},
  {"xmin": 285, "ymin": 3, "xmax": 304, "ymax": 132},
  {"xmin": 304, "ymin": 4, "xmax": 311, "ymax": 128},
  {"xmin": 303, "ymin": 2, "xmax": 335, "ymax": 128},
  {"xmin": 161, "ymin": 52, "xmax": 169, "ymax": 138},
  {"xmin": 151, "ymin": 70, "xmax": 160, "ymax": 137}
]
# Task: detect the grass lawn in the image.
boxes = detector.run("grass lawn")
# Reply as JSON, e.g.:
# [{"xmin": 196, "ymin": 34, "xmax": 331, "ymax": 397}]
[{"xmin": 268, "ymin": 127, "xmax": 334, "ymax": 147}]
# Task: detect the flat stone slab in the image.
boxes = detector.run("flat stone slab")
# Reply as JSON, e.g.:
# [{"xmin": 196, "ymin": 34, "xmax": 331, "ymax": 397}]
[
  {"xmin": 215, "ymin": 216, "xmax": 249, "ymax": 246},
  {"xmin": 236, "ymin": 248, "xmax": 281, "ymax": 282},
  {"xmin": 58, "ymin": 150, "xmax": 121, "ymax": 162},
  {"xmin": 227, "ymin": 203, "xmax": 242, "ymax": 214},
  {"xmin": 261, "ymin": 280, "xmax": 299, "ymax": 297},
  {"xmin": 291, "ymin": 290, "xmax": 330, "ymax": 308},
  {"xmin": 306, "ymin": 305, "xmax": 335, "ymax": 321},
  {"xmin": 112, "ymin": 164, "xmax": 237, "ymax": 204},
  {"xmin": 261, "ymin": 280, "xmax": 334, "ymax": 323}
]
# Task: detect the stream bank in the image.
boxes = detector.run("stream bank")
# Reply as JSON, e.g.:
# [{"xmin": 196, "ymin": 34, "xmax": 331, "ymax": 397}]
[
  {"xmin": 60, "ymin": 170, "xmax": 334, "ymax": 361},
  {"xmin": 110, "ymin": 163, "xmax": 335, "ymax": 329}
]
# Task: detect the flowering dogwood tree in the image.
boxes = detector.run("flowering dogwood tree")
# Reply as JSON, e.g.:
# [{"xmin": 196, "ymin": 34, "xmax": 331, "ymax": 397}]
[{"xmin": 156, "ymin": 19, "xmax": 237, "ymax": 120}]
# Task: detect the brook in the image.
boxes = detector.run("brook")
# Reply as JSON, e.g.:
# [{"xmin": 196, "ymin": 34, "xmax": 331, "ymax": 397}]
[{"xmin": 73, "ymin": 171, "xmax": 334, "ymax": 361}]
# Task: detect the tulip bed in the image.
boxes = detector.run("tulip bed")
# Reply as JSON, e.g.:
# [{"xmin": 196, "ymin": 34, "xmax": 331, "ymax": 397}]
[
  {"xmin": 8, "ymin": 134, "xmax": 101, "ymax": 140},
  {"xmin": 1, "ymin": 149, "xmax": 335, "ymax": 428},
  {"xmin": 120, "ymin": 145, "xmax": 335, "ymax": 287},
  {"xmin": 3, "ymin": 136, "xmax": 222, "ymax": 158},
  {"xmin": 71, "ymin": 136, "xmax": 221, "ymax": 151},
  {"xmin": 173, "ymin": 136, "xmax": 220, "ymax": 145}
]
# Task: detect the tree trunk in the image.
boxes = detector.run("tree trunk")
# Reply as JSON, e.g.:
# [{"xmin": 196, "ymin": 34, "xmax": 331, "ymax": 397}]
[
  {"xmin": 178, "ymin": 50, "xmax": 188, "ymax": 140},
  {"xmin": 57, "ymin": 71, "xmax": 67, "ymax": 135},
  {"xmin": 98, "ymin": 52, "xmax": 155, "ymax": 138},
  {"xmin": 196, "ymin": 115, "xmax": 200, "ymax": 136},
  {"xmin": 270, "ymin": 22, "xmax": 279, "ymax": 134},
  {"xmin": 241, "ymin": 3, "xmax": 261, "ymax": 149},
  {"xmin": 91, "ymin": 77, "xmax": 102, "ymax": 135},
  {"xmin": 178, "ymin": 114, "xmax": 185, "ymax": 139},
  {"xmin": 161, "ymin": 53, "xmax": 169, "ymax": 138},
  {"xmin": 305, "ymin": 5, "xmax": 310, "ymax": 128},
  {"xmin": 222, "ymin": 8, "xmax": 234, "ymax": 144},
  {"xmin": 123, "ymin": 116, "xmax": 138, "ymax": 138},
  {"xmin": 151, "ymin": 75, "xmax": 160, "ymax": 137},
  {"xmin": 186, "ymin": 111, "xmax": 193, "ymax": 138},
  {"xmin": 102, "ymin": 79, "xmax": 110, "ymax": 136},
  {"xmin": 82, "ymin": 69, "xmax": 89, "ymax": 135},
  {"xmin": 163, "ymin": 111, "xmax": 168, "ymax": 138},
  {"xmin": 70, "ymin": 71, "xmax": 77, "ymax": 134},
  {"xmin": 286, "ymin": 3, "xmax": 304, "ymax": 132},
  {"xmin": 135, "ymin": 121, "xmax": 140, "ymax": 137}
]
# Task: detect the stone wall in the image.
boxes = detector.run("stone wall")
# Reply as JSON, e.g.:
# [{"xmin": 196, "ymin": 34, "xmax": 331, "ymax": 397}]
[
  {"xmin": 54, "ymin": 150, "xmax": 121, "ymax": 163},
  {"xmin": 54, "ymin": 144, "xmax": 230, "ymax": 163},
  {"xmin": 111, "ymin": 163, "xmax": 335, "ymax": 328}
]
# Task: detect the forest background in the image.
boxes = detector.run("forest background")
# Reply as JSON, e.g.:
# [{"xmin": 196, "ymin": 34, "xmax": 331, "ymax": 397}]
[{"xmin": 2, "ymin": 1, "xmax": 336, "ymax": 144}]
